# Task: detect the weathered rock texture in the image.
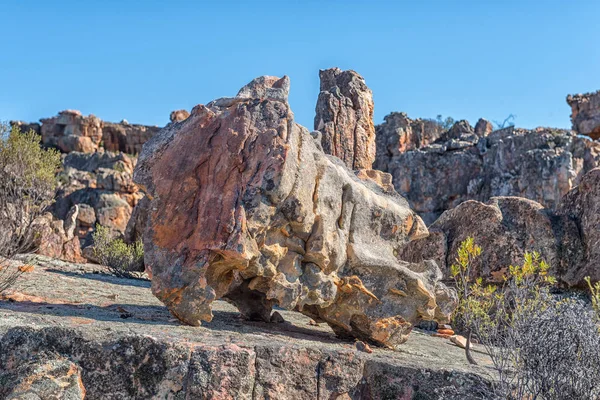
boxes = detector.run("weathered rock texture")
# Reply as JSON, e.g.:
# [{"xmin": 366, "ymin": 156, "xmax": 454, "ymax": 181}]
[
  {"xmin": 314, "ymin": 68, "xmax": 376, "ymax": 169},
  {"xmin": 0, "ymin": 256, "xmax": 495, "ymax": 399},
  {"xmin": 12, "ymin": 110, "xmax": 161, "ymax": 155},
  {"xmin": 556, "ymin": 168, "xmax": 600, "ymax": 284},
  {"xmin": 9, "ymin": 111, "xmax": 165, "ymax": 263},
  {"xmin": 399, "ymin": 168, "xmax": 600, "ymax": 287},
  {"xmin": 32, "ymin": 212, "xmax": 85, "ymax": 263},
  {"xmin": 52, "ymin": 151, "xmax": 141, "ymax": 249},
  {"xmin": 375, "ymin": 121, "xmax": 600, "ymax": 224},
  {"xmin": 135, "ymin": 76, "xmax": 456, "ymax": 347},
  {"xmin": 567, "ymin": 90, "xmax": 600, "ymax": 140}
]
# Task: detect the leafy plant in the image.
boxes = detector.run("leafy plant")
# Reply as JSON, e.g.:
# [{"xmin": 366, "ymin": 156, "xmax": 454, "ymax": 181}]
[
  {"xmin": 0, "ymin": 124, "xmax": 61, "ymax": 293},
  {"xmin": 435, "ymin": 114, "xmax": 455, "ymax": 130},
  {"xmin": 451, "ymin": 237, "xmax": 598, "ymax": 399},
  {"xmin": 92, "ymin": 224, "xmax": 144, "ymax": 278}
]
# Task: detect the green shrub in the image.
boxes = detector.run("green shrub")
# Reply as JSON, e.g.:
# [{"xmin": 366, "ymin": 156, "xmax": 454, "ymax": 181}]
[
  {"xmin": 0, "ymin": 124, "xmax": 61, "ymax": 293},
  {"xmin": 92, "ymin": 224, "xmax": 144, "ymax": 278},
  {"xmin": 451, "ymin": 237, "xmax": 599, "ymax": 399}
]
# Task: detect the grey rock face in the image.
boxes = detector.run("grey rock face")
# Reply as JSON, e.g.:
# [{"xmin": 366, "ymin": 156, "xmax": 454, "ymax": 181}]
[
  {"xmin": 375, "ymin": 122, "xmax": 600, "ymax": 224},
  {"xmin": 0, "ymin": 257, "xmax": 495, "ymax": 399},
  {"xmin": 399, "ymin": 168, "xmax": 600, "ymax": 287},
  {"xmin": 314, "ymin": 68, "xmax": 376, "ymax": 169}
]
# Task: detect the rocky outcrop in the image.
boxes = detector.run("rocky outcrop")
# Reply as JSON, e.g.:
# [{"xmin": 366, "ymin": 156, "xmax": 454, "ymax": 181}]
[
  {"xmin": 52, "ymin": 151, "xmax": 141, "ymax": 248},
  {"xmin": 12, "ymin": 110, "xmax": 161, "ymax": 155},
  {"xmin": 32, "ymin": 212, "xmax": 85, "ymax": 263},
  {"xmin": 375, "ymin": 123, "xmax": 600, "ymax": 224},
  {"xmin": 134, "ymin": 75, "xmax": 456, "ymax": 347},
  {"xmin": 399, "ymin": 168, "xmax": 600, "ymax": 287},
  {"xmin": 314, "ymin": 68, "xmax": 376, "ymax": 169},
  {"xmin": 567, "ymin": 90, "xmax": 600, "ymax": 139},
  {"xmin": 556, "ymin": 168, "xmax": 600, "ymax": 284},
  {"xmin": 374, "ymin": 112, "xmax": 445, "ymax": 171},
  {"xmin": 0, "ymin": 256, "xmax": 495, "ymax": 399}
]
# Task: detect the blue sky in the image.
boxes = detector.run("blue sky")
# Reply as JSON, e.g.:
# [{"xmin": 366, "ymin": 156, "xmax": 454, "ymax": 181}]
[{"xmin": 1, "ymin": 0, "xmax": 599, "ymax": 130}]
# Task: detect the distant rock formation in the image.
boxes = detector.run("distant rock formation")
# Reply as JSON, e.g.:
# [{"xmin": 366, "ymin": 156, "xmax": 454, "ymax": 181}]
[
  {"xmin": 314, "ymin": 68, "xmax": 376, "ymax": 169},
  {"xmin": 10, "ymin": 111, "xmax": 167, "ymax": 264},
  {"xmin": 399, "ymin": 168, "xmax": 600, "ymax": 287},
  {"xmin": 52, "ymin": 151, "xmax": 141, "ymax": 249},
  {"xmin": 12, "ymin": 110, "xmax": 160, "ymax": 155},
  {"xmin": 567, "ymin": 90, "xmax": 600, "ymax": 139},
  {"xmin": 375, "ymin": 118, "xmax": 600, "ymax": 224},
  {"xmin": 134, "ymin": 75, "xmax": 456, "ymax": 347}
]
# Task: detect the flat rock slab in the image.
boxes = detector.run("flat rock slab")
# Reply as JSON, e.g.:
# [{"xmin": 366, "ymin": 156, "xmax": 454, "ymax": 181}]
[{"xmin": 0, "ymin": 256, "xmax": 495, "ymax": 400}]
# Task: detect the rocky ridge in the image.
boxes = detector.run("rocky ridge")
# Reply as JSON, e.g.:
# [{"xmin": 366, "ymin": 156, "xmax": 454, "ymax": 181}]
[{"xmin": 375, "ymin": 118, "xmax": 600, "ymax": 224}]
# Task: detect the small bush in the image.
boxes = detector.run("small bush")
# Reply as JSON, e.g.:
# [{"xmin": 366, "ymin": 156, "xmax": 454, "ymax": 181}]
[
  {"xmin": 434, "ymin": 114, "xmax": 455, "ymax": 130},
  {"xmin": 0, "ymin": 124, "xmax": 61, "ymax": 293},
  {"xmin": 92, "ymin": 224, "xmax": 144, "ymax": 277},
  {"xmin": 451, "ymin": 237, "xmax": 600, "ymax": 399}
]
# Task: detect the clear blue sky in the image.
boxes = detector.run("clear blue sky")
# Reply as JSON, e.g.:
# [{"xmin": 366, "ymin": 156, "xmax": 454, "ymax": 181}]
[{"xmin": 1, "ymin": 0, "xmax": 599, "ymax": 130}]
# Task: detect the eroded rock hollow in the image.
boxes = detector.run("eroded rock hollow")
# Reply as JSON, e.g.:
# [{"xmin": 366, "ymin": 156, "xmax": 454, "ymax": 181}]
[{"xmin": 134, "ymin": 75, "xmax": 456, "ymax": 347}]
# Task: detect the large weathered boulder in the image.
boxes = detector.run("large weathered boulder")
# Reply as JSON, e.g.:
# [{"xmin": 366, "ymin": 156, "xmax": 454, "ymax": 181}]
[
  {"xmin": 398, "ymin": 172, "xmax": 600, "ymax": 288},
  {"xmin": 556, "ymin": 168, "xmax": 600, "ymax": 285},
  {"xmin": 567, "ymin": 90, "xmax": 600, "ymax": 140},
  {"xmin": 399, "ymin": 197, "xmax": 561, "ymax": 282},
  {"xmin": 314, "ymin": 68, "xmax": 376, "ymax": 170},
  {"xmin": 375, "ymin": 123, "xmax": 600, "ymax": 224},
  {"xmin": 135, "ymin": 75, "xmax": 456, "ymax": 347}
]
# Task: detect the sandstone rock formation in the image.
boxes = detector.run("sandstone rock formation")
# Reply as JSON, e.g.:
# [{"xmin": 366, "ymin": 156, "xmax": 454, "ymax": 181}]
[
  {"xmin": 399, "ymin": 168, "xmax": 600, "ymax": 287},
  {"xmin": 314, "ymin": 68, "xmax": 376, "ymax": 169},
  {"xmin": 375, "ymin": 123, "xmax": 600, "ymax": 224},
  {"xmin": 134, "ymin": 75, "xmax": 456, "ymax": 347},
  {"xmin": 12, "ymin": 110, "xmax": 161, "ymax": 155},
  {"xmin": 567, "ymin": 90, "xmax": 600, "ymax": 139},
  {"xmin": 52, "ymin": 151, "xmax": 140, "ymax": 248},
  {"xmin": 32, "ymin": 212, "xmax": 85, "ymax": 263}
]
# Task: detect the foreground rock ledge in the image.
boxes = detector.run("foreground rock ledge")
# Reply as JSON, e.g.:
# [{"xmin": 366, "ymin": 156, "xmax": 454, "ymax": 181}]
[
  {"xmin": 134, "ymin": 75, "xmax": 456, "ymax": 347},
  {"xmin": 0, "ymin": 258, "xmax": 494, "ymax": 399}
]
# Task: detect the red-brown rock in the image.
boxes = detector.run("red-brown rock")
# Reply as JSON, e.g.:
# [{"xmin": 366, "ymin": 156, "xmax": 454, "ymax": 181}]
[
  {"xmin": 314, "ymin": 68, "xmax": 376, "ymax": 170},
  {"xmin": 135, "ymin": 75, "xmax": 456, "ymax": 347}
]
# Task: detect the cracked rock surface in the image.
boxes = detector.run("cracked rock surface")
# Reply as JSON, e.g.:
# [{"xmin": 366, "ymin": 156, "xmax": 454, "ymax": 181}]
[
  {"xmin": 134, "ymin": 75, "xmax": 456, "ymax": 347},
  {"xmin": 314, "ymin": 68, "xmax": 376, "ymax": 170},
  {"xmin": 0, "ymin": 256, "xmax": 495, "ymax": 399}
]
